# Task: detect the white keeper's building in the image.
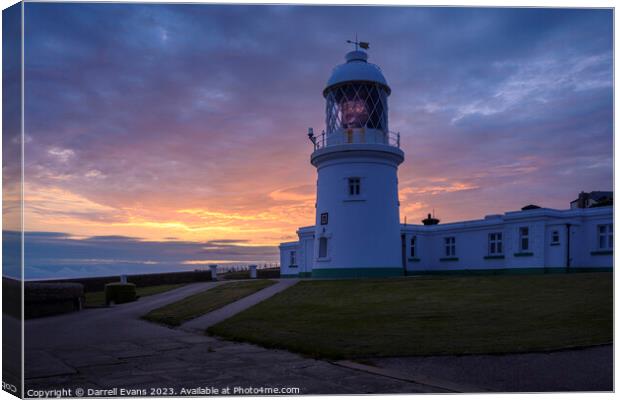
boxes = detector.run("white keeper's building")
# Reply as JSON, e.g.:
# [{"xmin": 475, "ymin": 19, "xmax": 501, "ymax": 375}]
[{"xmin": 279, "ymin": 46, "xmax": 613, "ymax": 278}]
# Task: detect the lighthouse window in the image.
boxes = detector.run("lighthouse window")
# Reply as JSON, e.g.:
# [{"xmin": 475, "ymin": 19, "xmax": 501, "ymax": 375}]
[
  {"xmin": 410, "ymin": 236, "xmax": 417, "ymax": 257},
  {"xmin": 444, "ymin": 237, "xmax": 456, "ymax": 257},
  {"xmin": 348, "ymin": 177, "xmax": 361, "ymax": 196},
  {"xmin": 318, "ymin": 237, "xmax": 328, "ymax": 258},
  {"xmin": 325, "ymin": 82, "xmax": 388, "ymax": 134},
  {"xmin": 342, "ymin": 99, "xmax": 368, "ymax": 128}
]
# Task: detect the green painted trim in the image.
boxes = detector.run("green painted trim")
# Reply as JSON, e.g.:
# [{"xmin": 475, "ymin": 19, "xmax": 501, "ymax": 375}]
[
  {"xmin": 568, "ymin": 267, "xmax": 612, "ymax": 272},
  {"xmin": 439, "ymin": 257, "xmax": 459, "ymax": 262},
  {"xmin": 483, "ymin": 255, "xmax": 505, "ymax": 260},
  {"xmin": 311, "ymin": 268, "xmax": 403, "ymax": 278},
  {"xmin": 407, "ymin": 267, "xmax": 612, "ymax": 276},
  {"xmin": 514, "ymin": 252, "xmax": 534, "ymax": 257},
  {"xmin": 550, "ymin": 243, "xmax": 560, "ymax": 246},
  {"xmin": 408, "ymin": 257, "xmax": 421, "ymax": 262},
  {"xmin": 591, "ymin": 250, "xmax": 613, "ymax": 256},
  {"xmin": 281, "ymin": 272, "xmax": 312, "ymax": 278}
]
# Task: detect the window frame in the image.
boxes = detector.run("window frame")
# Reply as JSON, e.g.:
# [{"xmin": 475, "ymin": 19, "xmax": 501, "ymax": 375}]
[
  {"xmin": 597, "ymin": 224, "xmax": 613, "ymax": 250},
  {"xmin": 348, "ymin": 177, "xmax": 361, "ymax": 196},
  {"xmin": 289, "ymin": 250, "xmax": 297, "ymax": 266},
  {"xmin": 444, "ymin": 237, "xmax": 456, "ymax": 257},
  {"xmin": 488, "ymin": 232, "xmax": 503, "ymax": 255},
  {"xmin": 551, "ymin": 230, "xmax": 560, "ymax": 244},
  {"xmin": 318, "ymin": 237, "xmax": 329, "ymax": 259},
  {"xmin": 410, "ymin": 236, "xmax": 416, "ymax": 258},
  {"xmin": 519, "ymin": 227, "xmax": 530, "ymax": 251}
]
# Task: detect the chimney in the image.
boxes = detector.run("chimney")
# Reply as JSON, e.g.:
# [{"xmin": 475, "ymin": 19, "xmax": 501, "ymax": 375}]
[{"xmin": 422, "ymin": 213, "xmax": 440, "ymax": 226}]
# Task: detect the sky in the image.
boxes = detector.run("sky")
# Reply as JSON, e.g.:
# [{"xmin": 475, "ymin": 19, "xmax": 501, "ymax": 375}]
[{"xmin": 3, "ymin": 4, "xmax": 613, "ymax": 278}]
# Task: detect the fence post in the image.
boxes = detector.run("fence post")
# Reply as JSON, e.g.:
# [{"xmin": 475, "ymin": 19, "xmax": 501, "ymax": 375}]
[{"xmin": 209, "ymin": 264, "xmax": 218, "ymax": 281}]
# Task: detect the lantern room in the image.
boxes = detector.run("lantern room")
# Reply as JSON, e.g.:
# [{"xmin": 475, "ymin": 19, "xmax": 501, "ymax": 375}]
[{"xmin": 321, "ymin": 49, "xmax": 393, "ymax": 147}]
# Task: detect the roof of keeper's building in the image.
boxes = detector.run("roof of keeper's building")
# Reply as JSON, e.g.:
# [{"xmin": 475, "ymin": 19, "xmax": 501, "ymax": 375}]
[{"xmin": 324, "ymin": 50, "xmax": 390, "ymax": 95}]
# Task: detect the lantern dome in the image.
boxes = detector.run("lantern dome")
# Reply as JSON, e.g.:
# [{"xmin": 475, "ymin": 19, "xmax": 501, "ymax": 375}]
[
  {"xmin": 322, "ymin": 48, "xmax": 392, "ymax": 139},
  {"xmin": 324, "ymin": 50, "xmax": 390, "ymax": 96}
]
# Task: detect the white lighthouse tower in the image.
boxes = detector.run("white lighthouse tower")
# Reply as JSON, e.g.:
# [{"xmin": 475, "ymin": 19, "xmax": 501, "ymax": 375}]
[{"xmin": 309, "ymin": 42, "xmax": 405, "ymax": 278}]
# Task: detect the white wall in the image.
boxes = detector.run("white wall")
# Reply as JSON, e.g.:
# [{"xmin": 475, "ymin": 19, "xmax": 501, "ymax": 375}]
[
  {"xmin": 280, "ymin": 206, "xmax": 613, "ymax": 276},
  {"xmin": 312, "ymin": 145, "xmax": 403, "ymax": 272},
  {"xmin": 578, "ymin": 213, "xmax": 613, "ymax": 268},
  {"xmin": 402, "ymin": 207, "xmax": 613, "ymax": 274},
  {"xmin": 279, "ymin": 242, "xmax": 299, "ymax": 276},
  {"xmin": 299, "ymin": 227, "xmax": 315, "ymax": 276}
]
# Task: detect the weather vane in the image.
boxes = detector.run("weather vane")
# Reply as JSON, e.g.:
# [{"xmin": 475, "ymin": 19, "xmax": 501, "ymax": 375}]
[{"xmin": 346, "ymin": 34, "xmax": 369, "ymax": 51}]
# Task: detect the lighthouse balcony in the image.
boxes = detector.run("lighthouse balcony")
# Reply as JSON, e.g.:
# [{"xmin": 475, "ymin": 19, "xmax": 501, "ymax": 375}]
[{"xmin": 312, "ymin": 129, "xmax": 400, "ymax": 150}]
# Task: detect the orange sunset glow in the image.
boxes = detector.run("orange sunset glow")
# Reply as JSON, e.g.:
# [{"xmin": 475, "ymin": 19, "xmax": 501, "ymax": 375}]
[{"xmin": 4, "ymin": 4, "xmax": 611, "ymax": 279}]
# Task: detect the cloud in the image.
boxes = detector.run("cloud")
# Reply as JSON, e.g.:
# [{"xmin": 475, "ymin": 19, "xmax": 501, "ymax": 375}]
[
  {"xmin": 18, "ymin": 5, "xmax": 612, "ymax": 257},
  {"xmin": 269, "ymin": 185, "xmax": 315, "ymax": 202},
  {"xmin": 401, "ymin": 181, "xmax": 479, "ymax": 196},
  {"xmin": 12, "ymin": 230, "xmax": 279, "ymax": 279},
  {"xmin": 85, "ymin": 169, "xmax": 105, "ymax": 179},
  {"xmin": 47, "ymin": 147, "xmax": 76, "ymax": 163},
  {"xmin": 25, "ymin": 183, "xmax": 123, "ymax": 225},
  {"xmin": 451, "ymin": 52, "xmax": 612, "ymax": 122}
]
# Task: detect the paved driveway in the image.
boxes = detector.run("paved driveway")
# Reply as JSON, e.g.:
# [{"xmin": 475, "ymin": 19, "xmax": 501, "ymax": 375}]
[
  {"xmin": 24, "ymin": 281, "xmax": 436, "ymax": 395},
  {"xmin": 23, "ymin": 280, "xmax": 613, "ymax": 395},
  {"xmin": 365, "ymin": 345, "xmax": 613, "ymax": 392},
  {"xmin": 26, "ymin": 281, "xmax": 222, "ymax": 349}
]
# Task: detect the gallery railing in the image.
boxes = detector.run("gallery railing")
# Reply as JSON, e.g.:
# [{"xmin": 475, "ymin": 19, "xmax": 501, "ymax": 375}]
[{"xmin": 312, "ymin": 129, "xmax": 400, "ymax": 150}]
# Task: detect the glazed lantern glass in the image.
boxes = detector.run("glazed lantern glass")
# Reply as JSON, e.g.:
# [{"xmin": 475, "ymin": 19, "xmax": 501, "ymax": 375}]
[{"xmin": 325, "ymin": 82, "xmax": 388, "ymax": 134}]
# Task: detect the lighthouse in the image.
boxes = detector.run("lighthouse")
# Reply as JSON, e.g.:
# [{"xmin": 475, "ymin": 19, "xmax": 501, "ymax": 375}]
[
  {"xmin": 308, "ymin": 42, "xmax": 405, "ymax": 278},
  {"xmin": 279, "ymin": 44, "xmax": 613, "ymax": 279}
]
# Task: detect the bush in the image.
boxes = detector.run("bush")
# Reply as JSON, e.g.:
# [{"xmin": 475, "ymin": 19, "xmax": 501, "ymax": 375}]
[
  {"xmin": 105, "ymin": 282, "xmax": 137, "ymax": 305},
  {"xmin": 24, "ymin": 282, "xmax": 84, "ymax": 318},
  {"xmin": 4, "ymin": 278, "xmax": 22, "ymax": 318}
]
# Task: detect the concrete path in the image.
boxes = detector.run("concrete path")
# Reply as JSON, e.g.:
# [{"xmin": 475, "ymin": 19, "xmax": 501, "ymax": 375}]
[
  {"xmin": 365, "ymin": 345, "xmax": 613, "ymax": 392},
  {"xmin": 24, "ymin": 280, "xmax": 438, "ymax": 395},
  {"xmin": 23, "ymin": 279, "xmax": 613, "ymax": 394},
  {"xmin": 26, "ymin": 281, "xmax": 223, "ymax": 350},
  {"xmin": 334, "ymin": 360, "xmax": 485, "ymax": 393},
  {"xmin": 180, "ymin": 279, "xmax": 299, "ymax": 333}
]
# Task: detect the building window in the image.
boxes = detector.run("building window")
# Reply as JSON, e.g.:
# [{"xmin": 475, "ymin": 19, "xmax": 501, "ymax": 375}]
[
  {"xmin": 598, "ymin": 224, "xmax": 613, "ymax": 250},
  {"xmin": 519, "ymin": 227, "xmax": 529, "ymax": 251},
  {"xmin": 551, "ymin": 230, "xmax": 560, "ymax": 244},
  {"xmin": 410, "ymin": 236, "xmax": 416, "ymax": 258},
  {"xmin": 318, "ymin": 237, "xmax": 328, "ymax": 258},
  {"xmin": 444, "ymin": 237, "xmax": 456, "ymax": 257},
  {"xmin": 348, "ymin": 177, "xmax": 361, "ymax": 196},
  {"xmin": 488, "ymin": 232, "xmax": 503, "ymax": 255},
  {"xmin": 290, "ymin": 251, "xmax": 297, "ymax": 266}
]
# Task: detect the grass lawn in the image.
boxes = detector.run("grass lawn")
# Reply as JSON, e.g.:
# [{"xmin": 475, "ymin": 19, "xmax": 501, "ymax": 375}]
[
  {"xmin": 207, "ymin": 272, "xmax": 612, "ymax": 359},
  {"xmin": 142, "ymin": 279, "xmax": 275, "ymax": 327},
  {"xmin": 85, "ymin": 283, "xmax": 186, "ymax": 307}
]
